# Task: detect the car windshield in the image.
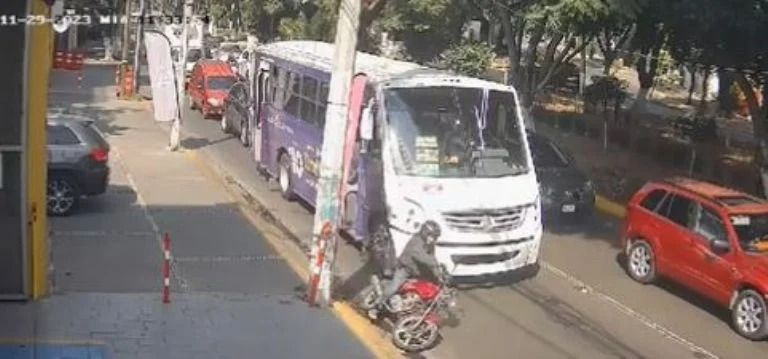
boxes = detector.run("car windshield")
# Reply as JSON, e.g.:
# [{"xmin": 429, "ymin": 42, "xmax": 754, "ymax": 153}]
[
  {"xmin": 207, "ymin": 76, "xmax": 236, "ymax": 91},
  {"xmin": 220, "ymin": 45, "xmax": 241, "ymax": 53},
  {"xmin": 530, "ymin": 136, "xmax": 569, "ymax": 168},
  {"xmin": 383, "ymin": 86, "xmax": 529, "ymax": 178},
  {"xmin": 187, "ymin": 48, "xmax": 211, "ymax": 62},
  {"xmin": 731, "ymin": 214, "xmax": 768, "ymax": 253}
]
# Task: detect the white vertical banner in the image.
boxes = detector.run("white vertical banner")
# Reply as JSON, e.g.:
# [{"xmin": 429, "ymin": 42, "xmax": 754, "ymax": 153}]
[{"xmin": 144, "ymin": 30, "xmax": 180, "ymax": 123}]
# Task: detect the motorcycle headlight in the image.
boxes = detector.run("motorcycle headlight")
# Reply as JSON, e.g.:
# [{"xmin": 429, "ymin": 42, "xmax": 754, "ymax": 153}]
[{"xmin": 207, "ymin": 98, "xmax": 222, "ymax": 107}]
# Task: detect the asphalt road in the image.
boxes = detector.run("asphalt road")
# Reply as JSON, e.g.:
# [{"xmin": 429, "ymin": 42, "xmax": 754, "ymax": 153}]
[{"xmin": 176, "ymin": 99, "xmax": 768, "ymax": 358}]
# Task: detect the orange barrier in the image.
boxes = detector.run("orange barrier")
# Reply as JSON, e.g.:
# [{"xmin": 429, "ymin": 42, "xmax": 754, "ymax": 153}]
[
  {"xmin": 116, "ymin": 64, "xmax": 135, "ymax": 99},
  {"xmin": 53, "ymin": 51, "xmax": 85, "ymax": 89},
  {"xmin": 53, "ymin": 51, "xmax": 84, "ymax": 71}
]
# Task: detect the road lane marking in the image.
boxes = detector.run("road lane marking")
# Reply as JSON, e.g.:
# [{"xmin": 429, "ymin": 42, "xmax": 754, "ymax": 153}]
[
  {"xmin": 174, "ymin": 255, "xmax": 284, "ymax": 263},
  {"xmin": 0, "ymin": 338, "xmax": 106, "ymax": 346},
  {"xmin": 185, "ymin": 149, "xmax": 403, "ymax": 359},
  {"xmin": 541, "ymin": 261, "xmax": 719, "ymax": 359},
  {"xmin": 111, "ymin": 147, "xmax": 191, "ymax": 292}
]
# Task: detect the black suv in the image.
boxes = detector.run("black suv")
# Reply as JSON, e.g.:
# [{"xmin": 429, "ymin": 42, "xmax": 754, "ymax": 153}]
[
  {"xmin": 47, "ymin": 114, "xmax": 110, "ymax": 216},
  {"xmin": 529, "ymin": 132, "xmax": 595, "ymax": 222}
]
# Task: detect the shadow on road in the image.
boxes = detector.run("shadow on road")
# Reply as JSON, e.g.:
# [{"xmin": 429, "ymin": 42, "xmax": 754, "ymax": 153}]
[
  {"xmin": 181, "ymin": 135, "xmax": 234, "ymax": 150},
  {"xmin": 544, "ymin": 212, "xmax": 623, "ymax": 249},
  {"xmin": 613, "ymin": 253, "xmax": 732, "ymax": 328}
]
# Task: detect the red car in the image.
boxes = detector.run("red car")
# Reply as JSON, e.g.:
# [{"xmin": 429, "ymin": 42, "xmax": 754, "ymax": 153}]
[
  {"xmin": 622, "ymin": 177, "xmax": 768, "ymax": 340},
  {"xmin": 187, "ymin": 60, "xmax": 237, "ymax": 118}
]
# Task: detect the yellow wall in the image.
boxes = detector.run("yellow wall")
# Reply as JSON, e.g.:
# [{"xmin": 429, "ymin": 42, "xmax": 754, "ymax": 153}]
[{"xmin": 27, "ymin": 0, "xmax": 52, "ymax": 299}]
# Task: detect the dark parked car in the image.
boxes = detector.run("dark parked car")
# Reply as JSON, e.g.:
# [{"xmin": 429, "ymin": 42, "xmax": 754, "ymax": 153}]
[
  {"xmin": 528, "ymin": 132, "xmax": 595, "ymax": 221},
  {"xmin": 47, "ymin": 114, "xmax": 110, "ymax": 216},
  {"xmin": 221, "ymin": 81, "xmax": 252, "ymax": 146}
]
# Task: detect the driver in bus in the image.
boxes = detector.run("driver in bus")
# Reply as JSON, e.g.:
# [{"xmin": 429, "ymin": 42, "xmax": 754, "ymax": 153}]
[{"xmin": 438, "ymin": 110, "xmax": 467, "ymax": 165}]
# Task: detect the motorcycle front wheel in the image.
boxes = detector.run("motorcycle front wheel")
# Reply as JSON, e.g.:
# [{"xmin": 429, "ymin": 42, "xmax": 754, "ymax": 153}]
[{"xmin": 392, "ymin": 314, "xmax": 440, "ymax": 352}]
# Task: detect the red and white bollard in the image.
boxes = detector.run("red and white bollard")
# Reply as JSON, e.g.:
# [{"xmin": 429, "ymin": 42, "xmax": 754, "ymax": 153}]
[
  {"xmin": 307, "ymin": 222, "xmax": 333, "ymax": 307},
  {"xmin": 162, "ymin": 232, "xmax": 172, "ymax": 303}
]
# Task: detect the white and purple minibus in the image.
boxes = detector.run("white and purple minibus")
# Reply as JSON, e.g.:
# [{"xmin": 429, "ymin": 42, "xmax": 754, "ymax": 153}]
[{"xmin": 247, "ymin": 41, "xmax": 542, "ymax": 277}]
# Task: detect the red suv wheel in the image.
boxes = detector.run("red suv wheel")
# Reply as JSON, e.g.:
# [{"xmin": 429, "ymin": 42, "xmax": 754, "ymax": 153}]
[{"xmin": 626, "ymin": 240, "xmax": 656, "ymax": 284}]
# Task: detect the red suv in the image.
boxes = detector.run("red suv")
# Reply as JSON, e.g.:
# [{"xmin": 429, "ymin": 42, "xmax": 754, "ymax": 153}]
[
  {"xmin": 187, "ymin": 60, "xmax": 237, "ymax": 118},
  {"xmin": 622, "ymin": 177, "xmax": 768, "ymax": 340}
]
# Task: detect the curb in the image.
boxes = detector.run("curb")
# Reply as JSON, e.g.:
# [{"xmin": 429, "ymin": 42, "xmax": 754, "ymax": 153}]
[{"xmin": 594, "ymin": 194, "xmax": 626, "ymax": 219}]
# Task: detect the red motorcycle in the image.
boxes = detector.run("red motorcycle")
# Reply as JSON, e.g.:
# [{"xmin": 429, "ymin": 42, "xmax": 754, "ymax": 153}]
[{"xmin": 355, "ymin": 267, "xmax": 458, "ymax": 352}]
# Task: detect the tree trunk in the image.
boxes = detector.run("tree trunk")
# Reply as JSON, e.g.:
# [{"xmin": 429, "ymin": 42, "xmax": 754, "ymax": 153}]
[
  {"xmin": 497, "ymin": 4, "xmax": 520, "ymax": 85},
  {"xmin": 603, "ymin": 98, "xmax": 609, "ymax": 151},
  {"xmin": 121, "ymin": 0, "xmax": 133, "ymax": 61},
  {"xmin": 603, "ymin": 53, "xmax": 615, "ymax": 75},
  {"xmin": 633, "ymin": 46, "xmax": 661, "ymax": 113},
  {"xmin": 357, "ymin": 0, "xmax": 388, "ymax": 52},
  {"xmin": 737, "ymin": 76, "xmax": 768, "ymax": 197},
  {"xmin": 718, "ymin": 70, "xmax": 735, "ymax": 114},
  {"xmin": 687, "ymin": 67, "xmax": 696, "ymax": 105},
  {"xmin": 699, "ymin": 68, "xmax": 711, "ymax": 108}
]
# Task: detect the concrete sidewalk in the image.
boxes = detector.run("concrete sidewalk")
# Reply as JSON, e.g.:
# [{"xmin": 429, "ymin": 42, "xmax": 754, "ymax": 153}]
[{"xmin": 0, "ymin": 91, "xmax": 372, "ymax": 358}]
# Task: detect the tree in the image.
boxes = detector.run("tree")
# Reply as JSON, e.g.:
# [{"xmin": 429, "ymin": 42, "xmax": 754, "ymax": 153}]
[
  {"xmin": 584, "ymin": 75, "xmax": 629, "ymax": 149},
  {"xmin": 595, "ymin": 18, "xmax": 635, "ymax": 75},
  {"xmin": 376, "ymin": 0, "xmax": 472, "ymax": 62},
  {"xmin": 664, "ymin": 0, "xmax": 767, "ymax": 140},
  {"xmin": 438, "ymin": 40, "xmax": 495, "ymax": 77},
  {"xmin": 483, "ymin": 0, "xmax": 643, "ymax": 110},
  {"xmin": 627, "ymin": 0, "xmax": 666, "ymax": 112}
]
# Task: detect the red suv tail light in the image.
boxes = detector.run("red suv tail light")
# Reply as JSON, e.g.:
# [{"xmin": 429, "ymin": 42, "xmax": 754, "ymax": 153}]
[{"xmin": 91, "ymin": 148, "xmax": 109, "ymax": 163}]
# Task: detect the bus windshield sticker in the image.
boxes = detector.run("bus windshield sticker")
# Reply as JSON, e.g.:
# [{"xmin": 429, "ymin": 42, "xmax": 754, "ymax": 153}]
[{"xmin": 415, "ymin": 136, "xmax": 438, "ymax": 148}]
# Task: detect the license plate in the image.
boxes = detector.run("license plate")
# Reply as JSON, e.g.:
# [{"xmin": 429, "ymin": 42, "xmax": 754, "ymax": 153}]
[{"xmin": 561, "ymin": 204, "xmax": 576, "ymax": 213}]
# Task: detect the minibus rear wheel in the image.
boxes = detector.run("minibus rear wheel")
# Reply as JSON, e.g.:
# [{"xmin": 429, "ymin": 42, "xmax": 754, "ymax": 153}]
[{"xmin": 278, "ymin": 153, "xmax": 296, "ymax": 201}]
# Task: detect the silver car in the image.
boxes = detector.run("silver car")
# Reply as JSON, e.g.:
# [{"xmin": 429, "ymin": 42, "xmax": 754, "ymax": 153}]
[{"xmin": 47, "ymin": 114, "xmax": 111, "ymax": 216}]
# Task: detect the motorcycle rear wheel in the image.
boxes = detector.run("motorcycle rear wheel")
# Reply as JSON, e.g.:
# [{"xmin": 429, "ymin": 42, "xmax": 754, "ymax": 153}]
[{"xmin": 392, "ymin": 314, "xmax": 440, "ymax": 352}]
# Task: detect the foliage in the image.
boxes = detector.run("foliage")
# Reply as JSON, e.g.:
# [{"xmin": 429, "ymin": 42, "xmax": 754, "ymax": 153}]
[
  {"xmin": 277, "ymin": 17, "xmax": 308, "ymax": 40},
  {"xmin": 672, "ymin": 115, "xmax": 718, "ymax": 143},
  {"xmin": 584, "ymin": 75, "xmax": 629, "ymax": 112},
  {"xmin": 480, "ymin": 0, "xmax": 644, "ymax": 107},
  {"xmin": 438, "ymin": 40, "xmax": 495, "ymax": 77},
  {"xmin": 376, "ymin": 0, "xmax": 472, "ymax": 62},
  {"xmin": 661, "ymin": 0, "xmax": 768, "ymax": 141}
]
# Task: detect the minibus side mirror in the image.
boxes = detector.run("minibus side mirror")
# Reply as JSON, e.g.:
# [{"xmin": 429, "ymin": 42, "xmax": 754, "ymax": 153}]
[{"xmin": 360, "ymin": 107, "xmax": 374, "ymax": 142}]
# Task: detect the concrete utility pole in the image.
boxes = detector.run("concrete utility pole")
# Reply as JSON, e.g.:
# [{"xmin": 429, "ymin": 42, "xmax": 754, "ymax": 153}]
[
  {"xmin": 170, "ymin": 0, "xmax": 192, "ymax": 151},
  {"xmin": 307, "ymin": 0, "xmax": 361, "ymax": 307},
  {"xmin": 132, "ymin": 0, "xmax": 146, "ymax": 94},
  {"xmin": 121, "ymin": 0, "xmax": 132, "ymax": 61}
]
